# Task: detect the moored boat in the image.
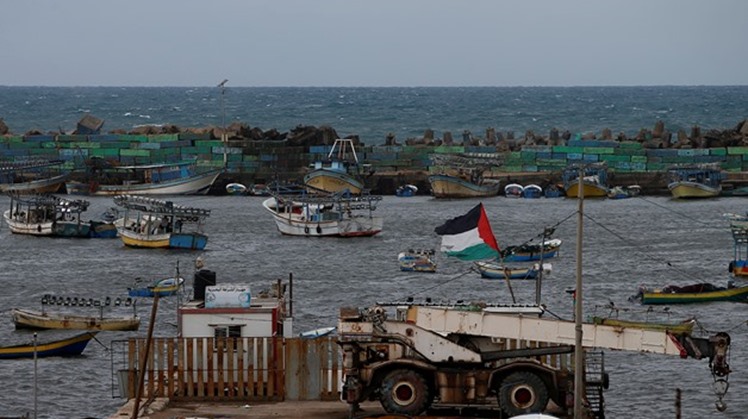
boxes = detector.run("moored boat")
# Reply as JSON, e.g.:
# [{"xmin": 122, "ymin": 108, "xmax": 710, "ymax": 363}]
[
  {"xmin": 428, "ymin": 153, "xmax": 502, "ymax": 199},
  {"xmin": 0, "ymin": 159, "xmax": 69, "ymax": 194},
  {"xmin": 607, "ymin": 185, "xmax": 641, "ymax": 199},
  {"xmin": 11, "ymin": 308, "xmax": 140, "ymax": 331},
  {"xmin": 66, "ymin": 159, "xmax": 222, "ymax": 196},
  {"xmin": 0, "ymin": 332, "xmax": 98, "ymax": 359},
  {"xmin": 114, "ymin": 195, "xmax": 211, "ymax": 250},
  {"xmin": 395, "ymin": 184, "xmax": 418, "ymax": 197},
  {"xmin": 504, "ymin": 183, "xmax": 524, "ymax": 198},
  {"xmin": 474, "ymin": 261, "xmax": 552, "ymax": 280},
  {"xmin": 398, "ymin": 249, "xmax": 437, "ymax": 272},
  {"xmin": 262, "ymin": 191, "xmax": 383, "ymax": 237},
  {"xmin": 128, "ymin": 276, "xmax": 185, "ymax": 298},
  {"xmin": 3, "ymin": 193, "xmax": 57, "ymax": 236},
  {"xmin": 667, "ymin": 164, "xmax": 723, "ymax": 199},
  {"xmin": 729, "ymin": 226, "xmax": 748, "ymax": 277},
  {"xmin": 522, "ymin": 184, "xmax": 543, "ymax": 199},
  {"xmin": 591, "ymin": 316, "xmax": 695, "ymax": 334},
  {"xmin": 225, "ymin": 182, "xmax": 248, "ymax": 195},
  {"xmin": 562, "ymin": 162, "xmax": 609, "ymax": 198},
  {"xmin": 635, "ymin": 282, "xmax": 748, "ymax": 305},
  {"xmin": 500, "ymin": 239, "xmax": 562, "ymax": 262},
  {"xmin": 304, "ymin": 139, "xmax": 366, "ymax": 195}
]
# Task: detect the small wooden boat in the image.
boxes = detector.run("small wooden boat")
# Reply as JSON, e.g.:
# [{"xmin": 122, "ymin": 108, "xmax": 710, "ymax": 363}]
[
  {"xmin": 0, "ymin": 332, "xmax": 98, "ymax": 359},
  {"xmin": 562, "ymin": 162, "xmax": 609, "ymax": 198},
  {"xmin": 474, "ymin": 261, "xmax": 551, "ymax": 280},
  {"xmin": 0, "ymin": 159, "xmax": 69, "ymax": 194},
  {"xmin": 398, "ymin": 249, "xmax": 437, "ymax": 273},
  {"xmin": 66, "ymin": 159, "xmax": 221, "ymax": 196},
  {"xmin": 114, "ymin": 195, "xmax": 211, "ymax": 250},
  {"xmin": 225, "ymin": 182, "xmax": 248, "ymax": 195},
  {"xmin": 395, "ymin": 184, "xmax": 418, "ymax": 197},
  {"xmin": 667, "ymin": 164, "xmax": 723, "ymax": 199},
  {"xmin": 636, "ymin": 283, "xmax": 748, "ymax": 305},
  {"xmin": 304, "ymin": 139, "xmax": 366, "ymax": 195},
  {"xmin": 504, "ymin": 183, "xmax": 524, "ymax": 198},
  {"xmin": 3, "ymin": 193, "xmax": 57, "ymax": 235},
  {"xmin": 262, "ymin": 191, "xmax": 383, "ymax": 237},
  {"xmin": 128, "ymin": 276, "xmax": 185, "ymax": 297},
  {"xmin": 11, "ymin": 308, "xmax": 140, "ymax": 331},
  {"xmin": 591, "ymin": 316, "xmax": 695, "ymax": 334},
  {"xmin": 428, "ymin": 174, "xmax": 501, "ymax": 199},
  {"xmin": 543, "ymin": 184, "xmax": 564, "ymax": 198},
  {"xmin": 500, "ymin": 239, "xmax": 562, "ymax": 262},
  {"xmin": 299, "ymin": 326, "xmax": 336, "ymax": 339},
  {"xmin": 522, "ymin": 184, "xmax": 543, "ymax": 199},
  {"xmin": 607, "ymin": 185, "xmax": 641, "ymax": 199}
]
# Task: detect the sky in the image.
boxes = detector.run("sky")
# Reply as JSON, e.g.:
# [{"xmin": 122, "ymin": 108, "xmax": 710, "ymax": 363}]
[{"xmin": 2, "ymin": 0, "xmax": 747, "ymax": 87}]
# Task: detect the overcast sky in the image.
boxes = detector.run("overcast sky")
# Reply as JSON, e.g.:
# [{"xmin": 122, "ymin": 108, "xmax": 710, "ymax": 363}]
[{"xmin": 3, "ymin": 0, "xmax": 747, "ymax": 87}]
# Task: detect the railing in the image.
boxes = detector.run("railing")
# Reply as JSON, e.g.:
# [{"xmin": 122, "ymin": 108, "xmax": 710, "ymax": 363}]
[{"xmin": 113, "ymin": 336, "xmax": 341, "ymax": 402}]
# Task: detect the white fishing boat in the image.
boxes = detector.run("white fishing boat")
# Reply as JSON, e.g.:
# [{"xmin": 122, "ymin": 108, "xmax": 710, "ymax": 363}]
[{"xmin": 262, "ymin": 191, "xmax": 383, "ymax": 237}]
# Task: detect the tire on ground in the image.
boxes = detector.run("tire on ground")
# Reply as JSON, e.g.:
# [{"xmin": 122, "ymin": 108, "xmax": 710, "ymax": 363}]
[
  {"xmin": 498, "ymin": 370, "xmax": 550, "ymax": 417},
  {"xmin": 379, "ymin": 369, "xmax": 431, "ymax": 416}
]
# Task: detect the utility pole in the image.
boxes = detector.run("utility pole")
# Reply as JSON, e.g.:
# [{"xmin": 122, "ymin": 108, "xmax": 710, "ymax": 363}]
[{"xmin": 574, "ymin": 167, "xmax": 585, "ymax": 419}]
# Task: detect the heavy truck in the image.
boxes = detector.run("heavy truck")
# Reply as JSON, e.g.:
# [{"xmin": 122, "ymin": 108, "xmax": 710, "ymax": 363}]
[{"xmin": 338, "ymin": 302, "xmax": 731, "ymax": 418}]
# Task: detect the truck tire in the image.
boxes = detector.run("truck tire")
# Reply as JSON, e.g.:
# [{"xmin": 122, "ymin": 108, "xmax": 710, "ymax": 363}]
[
  {"xmin": 379, "ymin": 369, "xmax": 431, "ymax": 416},
  {"xmin": 498, "ymin": 371, "xmax": 549, "ymax": 417}
]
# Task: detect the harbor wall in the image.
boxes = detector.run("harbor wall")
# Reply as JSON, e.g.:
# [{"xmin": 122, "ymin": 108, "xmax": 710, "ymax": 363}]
[{"xmin": 3, "ymin": 134, "xmax": 748, "ymax": 194}]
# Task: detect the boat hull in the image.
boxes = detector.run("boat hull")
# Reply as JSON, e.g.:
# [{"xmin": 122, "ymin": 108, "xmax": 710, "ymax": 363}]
[
  {"xmin": 118, "ymin": 228, "xmax": 208, "ymax": 250},
  {"xmin": 3, "ymin": 210, "xmax": 55, "ymax": 236},
  {"xmin": 0, "ymin": 332, "xmax": 97, "ymax": 359},
  {"xmin": 11, "ymin": 309, "xmax": 140, "ymax": 331},
  {"xmin": 641, "ymin": 286, "xmax": 748, "ymax": 304},
  {"xmin": 428, "ymin": 175, "xmax": 500, "ymax": 199},
  {"xmin": 668, "ymin": 181, "xmax": 721, "ymax": 199},
  {"xmin": 564, "ymin": 181, "xmax": 608, "ymax": 198},
  {"xmin": 262, "ymin": 197, "xmax": 383, "ymax": 237},
  {"xmin": 304, "ymin": 170, "xmax": 363, "ymax": 195},
  {"xmin": 66, "ymin": 169, "xmax": 222, "ymax": 196},
  {"xmin": 475, "ymin": 261, "xmax": 551, "ymax": 280},
  {"xmin": 0, "ymin": 173, "xmax": 69, "ymax": 194}
]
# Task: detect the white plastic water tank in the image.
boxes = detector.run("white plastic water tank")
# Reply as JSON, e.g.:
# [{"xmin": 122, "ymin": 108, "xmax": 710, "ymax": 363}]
[{"xmin": 204, "ymin": 284, "xmax": 251, "ymax": 308}]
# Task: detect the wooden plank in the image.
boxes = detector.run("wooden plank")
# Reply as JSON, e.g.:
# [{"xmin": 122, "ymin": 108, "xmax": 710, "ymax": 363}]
[
  {"xmin": 236, "ymin": 338, "xmax": 245, "ymax": 397},
  {"xmin": 207, "ymin": 337, "xmax": 215, "ymax": 399},
  {"xmin": 127, "ymin": 338, "xmax": 137, "ymax": 399},
  {"xmin": 155, "ymin": 338, "xmax": 165, "ymax": 397},
  {"xmin": 257, "ymin": 338, "xmax": 266, "ymax": 398},
  {"xmin": 168, "ymin": 339, "xmax": 175, "ymax": 397},
  {"xmin": 216, "ymin": 338, "xmax": 225, "ymax": 400},
  {"xmin": 247, "ymin": 338, "xmax": 256, "ymax": 398},
  {"xmin": 146, "ymin": 340, "xmax": 155, "ymax": 397},
  {"xmin": 197, "ymin": 338, "xmax": 205, "ymax": 398},
  {"xmin": 226, "ymin": 338, "xmax": 235, "ymax": 397},
  {"xmin": 267, "ymin": 338, "xmax": 276, "ymax": 399},
  {"xmin": 186, "ymin": 339, "xmax": 194, "ymax": 397}
]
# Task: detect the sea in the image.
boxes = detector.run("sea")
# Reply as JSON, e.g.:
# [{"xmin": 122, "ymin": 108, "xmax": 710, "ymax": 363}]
[{"xmin": 1, "ymin": 86, "xmax": 748, "ymax": 418}]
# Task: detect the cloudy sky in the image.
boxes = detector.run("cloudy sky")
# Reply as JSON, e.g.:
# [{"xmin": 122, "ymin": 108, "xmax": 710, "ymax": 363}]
[{"xmin": 3, "ymin": 0, "xmax": 747, "ymax": 87}]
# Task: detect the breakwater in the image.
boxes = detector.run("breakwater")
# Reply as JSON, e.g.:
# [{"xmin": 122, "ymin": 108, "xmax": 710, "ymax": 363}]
[{"xmin": 3, "ymin": 128, "xmax": 748, "ymax": 195}]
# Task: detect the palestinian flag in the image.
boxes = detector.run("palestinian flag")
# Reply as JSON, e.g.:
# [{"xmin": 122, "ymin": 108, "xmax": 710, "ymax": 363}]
[{"xmin": 434, "ymin": 203, "xmax": 500, "ymax": 260}]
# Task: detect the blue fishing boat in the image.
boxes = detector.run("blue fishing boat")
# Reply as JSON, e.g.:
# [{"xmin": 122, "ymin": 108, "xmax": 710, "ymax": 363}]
[
  {"xmin": 522, "ymin": 184, "xmax": 543, "ymax": 199},
  {"xmin": 500, "ymin": 239, "xmax": 562, "ymax": 262},
  {"xmin": 128, "ymin": 276, "xmax": 185, "ymax": 298},
  {"xmin": 0, "ymin": 332, "xmax": 98, "ymax": 359},
  {"xmin": 395, "ymin": 184, "xmax": 418, "ymax": 197},
  {"xmin": 398, "ymin": 249, "xmax": 437, "ymax": 272}
]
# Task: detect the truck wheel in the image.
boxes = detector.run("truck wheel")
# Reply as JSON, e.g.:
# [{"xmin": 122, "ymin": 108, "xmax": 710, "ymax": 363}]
[
  {"xmin": 498, "ymin": 371, "xmax": 549, "ymax": 417},
  {"xmin": 379, "ymin": 369, "xmax": 431, "ymax": 416}
]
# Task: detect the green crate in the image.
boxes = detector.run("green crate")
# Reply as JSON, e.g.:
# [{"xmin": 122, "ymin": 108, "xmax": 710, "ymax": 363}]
[
  {"xmin": 120, "ymin": 149, "xmax": 151, "ymax": 157},
  {"xmin": 727, "ymin": 147, "xmax": 748, "ymax": 155},
  {"xmin": 710, "ymin": 148, "xmax": 727, "ymax": 156}
]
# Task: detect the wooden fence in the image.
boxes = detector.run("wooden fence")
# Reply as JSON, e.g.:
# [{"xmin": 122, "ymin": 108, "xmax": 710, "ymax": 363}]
[{"xmin": 118, "ymin": 336, "xmax": 340, "ymax": 402}]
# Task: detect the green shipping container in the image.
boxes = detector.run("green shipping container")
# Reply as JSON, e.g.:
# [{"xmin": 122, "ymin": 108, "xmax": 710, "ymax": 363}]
[{"xmin": 120, "ymin": 149, "xmax": 151, "ymax": 157}]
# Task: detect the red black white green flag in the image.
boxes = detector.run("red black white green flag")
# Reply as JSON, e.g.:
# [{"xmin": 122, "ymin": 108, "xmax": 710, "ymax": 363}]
[{"xmin": 434, "ymin": 203, "xmax": 500, "ymax": 260}]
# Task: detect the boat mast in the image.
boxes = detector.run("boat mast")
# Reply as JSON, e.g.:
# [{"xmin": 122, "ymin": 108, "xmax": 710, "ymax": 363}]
[{"xmin": 574, "ymin": 166, "xmax": 585, "ymax": 419}]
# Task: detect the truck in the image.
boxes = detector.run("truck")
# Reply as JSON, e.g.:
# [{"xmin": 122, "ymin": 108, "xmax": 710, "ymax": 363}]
[{"xmin": 338, "ymin": 302, "xmax": 731, "ymax": 418}]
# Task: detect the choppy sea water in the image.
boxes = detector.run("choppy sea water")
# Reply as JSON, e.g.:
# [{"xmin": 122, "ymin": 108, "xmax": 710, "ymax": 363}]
[
  {"xmin": 1, "ymin": 86, "xmax": 747, "ymax": 143},
  {"xmin": 1, "ymin": 194, "xmax": 747, "ymax": 418}
]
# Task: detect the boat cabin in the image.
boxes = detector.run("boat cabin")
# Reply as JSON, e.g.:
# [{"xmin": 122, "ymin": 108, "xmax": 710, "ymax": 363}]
[{"xmin": 178, "ymin": 269, "xmax": 293, "ymax": 339}]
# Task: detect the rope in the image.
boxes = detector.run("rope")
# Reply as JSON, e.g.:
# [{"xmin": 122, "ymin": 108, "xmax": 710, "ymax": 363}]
[{"xmin": 583, "ymin": 212, "xmax": 704, "ymax": 282}]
